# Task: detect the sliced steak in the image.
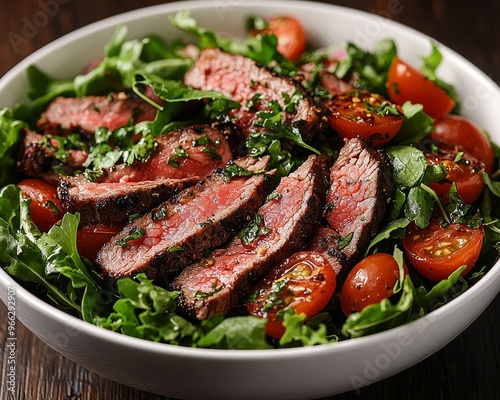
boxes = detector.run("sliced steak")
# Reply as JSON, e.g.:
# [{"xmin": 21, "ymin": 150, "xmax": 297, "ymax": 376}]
[
  {"xmin": 307, "ymin": 226, "xmax": 346, "ymax": 277},
  {"xmin": 183, "ymin": 48, "xmax": 326, "ymax": 141},
  {"xmin": 57, "ymin": 177, "xmax": 198, "ymax": 226},
  {"xmin": 90, "ymin": 124, "xmax": 233, "ymax": 183},
  {"xmin": 325, "ymin": 138, "xmax": 393, "ymax": 266},
  {"xmin": 97, "ymin": 157, "xmax": 276, "ymax": 279},
  {"xmin": 18, "ymin": 130, "xmax": 88, "ymax": 184},
  {"xmin": 37, "ymin": 92, "xmax": 158, "ymax": 135},
  {"xmin": 173, "ymin": 155, "xmax": 328, "ymax": 320}
]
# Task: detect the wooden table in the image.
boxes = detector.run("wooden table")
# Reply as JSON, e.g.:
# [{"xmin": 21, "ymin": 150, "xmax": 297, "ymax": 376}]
[{"xmin": 1, "ymin": 1, "xmax": 499, "ymax": 399}]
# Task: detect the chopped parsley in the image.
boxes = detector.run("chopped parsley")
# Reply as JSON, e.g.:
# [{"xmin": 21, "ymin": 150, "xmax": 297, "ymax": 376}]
[
  {"xmin": 195, "ymin": 280, "xmax": 226, "ymax": 300},
  {"xmin": 168, "ymin": 146, "xmax": 189, "ymax": 168},
  {"xmin": 222, "ymin": 164, "xmax": 265, "ymax": 182},
  {"xmin": 116, "ymin": 227, "xmax": 146, "ymax": 248},
  {"xmin": 237, "ymin": 213, "xmax": 271, "ymax": 245}
]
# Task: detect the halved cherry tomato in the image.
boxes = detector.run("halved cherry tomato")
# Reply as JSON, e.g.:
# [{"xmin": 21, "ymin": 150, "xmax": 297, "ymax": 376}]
[
  {"xmin": 403, "ymin": 219, "xmax": 484, "ymax": 281},
  {"xmin": 246, "ymin": 251, "xmax": 336, "ymax": 339},
  {"xmin": 17, "ymin": 178, "xmax": 64, "ymax": 232},
  {"xmin": 431, "ymin": 115, "xmax": 495, "ymax": 174},
  {"xmin": 77, "ymin": 224, "xmax": 122, "ymax": 262},
  {"xmin": 250, "ymin": 15, "xmax": 306, "ymax": 61},
  {"xmin": 426, "ymin": 149, "xmax": 485, "ymax": 204},
  {"xmin": 325, "ymin": 90, "xmax": 404, "ymax": 146},
  {"xmin": 340, "ymin": 253, "xmax": 405, "ymax": 316},
  {"xmin": 387, "ymin": 57, "xmax": 455, "ymax": 120}
]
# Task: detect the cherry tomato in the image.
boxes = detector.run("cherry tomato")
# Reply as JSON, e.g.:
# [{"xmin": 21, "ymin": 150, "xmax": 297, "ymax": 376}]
[
  {"xmin": 403, "ymin": 219, "xmax": 484, "ymax": 281},
  {"xmin": 77, "ymin": 224, "xmax": 122, "ymax": 262},
  {"xmin": 250, "ymin": 16, "xmax": 306, "ymax": 62},
  {"xmin": 17, "ymin": 178, "xmax": 64, "ymax": 232},
  {"xmin": 340, "ymin": 253, "xmax": 405, "ymax": 316},
  {"xmin": 246, "ymin": 252, "xmax": 336, "ymax": 339},
  {"xmin": 431, "ymin": 115, "xmax": 495, "ymax": 174},
  {"xmin": 325, "ymin": 90, "xmax": 404, "ymax": 146},
  {"xmin": 387, "ymin": 57, "xmax": 455, "ymax": 120},
  {"xmin": 426, "ymin": 149, "xmax": 485, "ymax": 204}
]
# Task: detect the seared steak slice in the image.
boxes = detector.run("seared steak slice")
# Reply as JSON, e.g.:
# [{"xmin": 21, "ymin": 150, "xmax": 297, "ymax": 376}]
[
  {"xmin": 37, "ymin": 92, "xmax": 157, "ymax": 135},
  {"xmin": 97, "ymin": 157, "xmax": 276, "ymax": 279},
  {"xmin": 90, "ymin": 124, "xmax": 233, "ymax": 183},
  {"xmin": 57, "ymin": 177, "xmax": 198, "ymax": 226},
  {"xmin": 18, "ymin": 130, "xmax": 88, "ymax": 184},
  {"xmin": 173, "ymin": 155, "xmax": 328, "ymax": 320},
  {"xmin": 307, "ymin": 226, "xmax": 346, "ymax": 277},
  {"xmin": 325, "ymin": 138, "xmax": 393, "ymax": 266},
  {"xmin": 183, "ymin": 48, "xmax": 326, "ymax": 141}
]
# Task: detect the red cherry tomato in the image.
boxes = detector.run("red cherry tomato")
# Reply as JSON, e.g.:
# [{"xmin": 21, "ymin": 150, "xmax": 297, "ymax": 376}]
[
  {"xmin": 340, "ymin": 253, "xmax": 405, "ymax": 316},
  {"xmin": 426, "ymin": 149, "xmax": 485, "ymax": 204},
  {"xmin": 17, "ymin": 178, "xmax": 64, "ymax": 232},
  {"xmin": 246, "ymin": 252, "xmax": 336, "ymax": 339},
  {"xmin": 387, "ymin": 57, "xmax": 455, "ymax": 120},
  {"xmin": 403, "ymin": 219, "xmax": 484, "ymax": 281},
  {"xmin": 250, "ymin": 15, "xmax": 306, "ymax": 62},
  {"xmin": 325, "ymin": 90, "xmax": 404, "ymax": 146},
  {"xmin": 77, "ymin": 224, "xmax": 122, "ymax": 262},
  {"xmin": 431, "ymin": 115, "xmax": 495, "ymax": 174}
]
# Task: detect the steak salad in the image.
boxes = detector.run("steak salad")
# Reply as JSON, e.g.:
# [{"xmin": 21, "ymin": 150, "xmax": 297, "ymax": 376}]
[{"xmin": 0, "ymin": 12, "xmax": 499, "ymax": 349}]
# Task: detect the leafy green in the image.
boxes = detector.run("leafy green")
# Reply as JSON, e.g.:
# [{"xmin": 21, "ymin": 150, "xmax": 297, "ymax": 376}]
[
  {"xmin": 386, "ymin": 145, "xmax": 427, "ymax": 189},
  {"xmin": 0, "ymin": 108, "xmax": 26, "ymax": 187},
  {"xmin": 196, "ymin": 316, "xmax": 272, "ymax": 349},
  {"xmin": 335, "ymin": 40, "xmax": 397, "ymax": 95},
  {"xmin": 391, "ymin": 102, "xmax": 435, "ymax": 144},
  {"xmin": 0, "ymin": 185, "xmax": 105, "ymax": 322},
  {"xmin": 96, "ymin": 274, "xmax": 198, "ymax": 344},
  {"xmin": 279, "ymin": 310, "xmax": 338, "ymax": 347},
  {"xmin": 419, "ymin": 42, "xmax": 460, "ymax": 113}
]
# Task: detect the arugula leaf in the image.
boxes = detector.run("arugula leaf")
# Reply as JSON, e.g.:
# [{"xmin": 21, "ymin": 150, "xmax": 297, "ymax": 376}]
[
  {"xmin": 196, "ymin": 316, "xmax": 272, "ymax": 349},
  {"xmin": 279, "ymin": 310, "xmax": 338, "ymax": 347},
  {"xmin": 0, "ymin": 108, "xmax": 26, "ymax": 187},
  {"xmin": 335, "ymin": 40, "xmax": 397, "ymax": 95},
  {"xmin": 404, "ymin": 186, "xmax": 434, "ymax": 228},
  {"xmin": 391, "ymin": 102, "xmax": 435, "ymax": 144},
  {"xmin": 96, "ymin": 274, "xmax": 198, "ymax": 344},
  {"xmin": 365, "ymin": 218, "xmax": 410, "ymax": 256},
  {"xmin": 386, "ymin": 145, "xmax": 427, "ymax": 189},
  {"xmin": 419, "ymin": 42, "xmax": 460, "ymax": 113},
  {"xmin": 415, "ymin": 266, "xmax": 467, "ymax": 310},
  {"xmin": 0, "ymin": 186, "xmax": 105, "ymax": 322}
]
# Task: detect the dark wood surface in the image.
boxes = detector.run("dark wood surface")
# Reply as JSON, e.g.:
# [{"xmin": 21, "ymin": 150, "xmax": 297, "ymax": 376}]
[{"xmin": 0, "ymin": 1, "xmax": 499, "ymax": 399}]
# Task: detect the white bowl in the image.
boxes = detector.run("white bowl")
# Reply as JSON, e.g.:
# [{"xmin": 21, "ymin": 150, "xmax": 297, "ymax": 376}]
[{"xmin": 1, "ymin": 1, "xmax": 499, "ymax": 399}]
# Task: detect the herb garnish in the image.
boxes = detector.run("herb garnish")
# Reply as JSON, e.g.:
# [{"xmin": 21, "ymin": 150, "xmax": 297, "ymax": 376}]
[
  {"xmin": 116, "ymin": 227, "xmax": 146, "ymax": 248},
  {"xmin": 195, "ymin": 280, "xmax": 226, "ymax": 300},
  {"xmin": 237, "ymin": 213, "xmax": 271, "ymax": 245}
]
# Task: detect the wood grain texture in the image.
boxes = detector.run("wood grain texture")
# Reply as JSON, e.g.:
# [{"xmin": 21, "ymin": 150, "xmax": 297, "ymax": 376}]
[{"xmin": 0, "ymin": 0, "xmax": 499, "ymax": 399}]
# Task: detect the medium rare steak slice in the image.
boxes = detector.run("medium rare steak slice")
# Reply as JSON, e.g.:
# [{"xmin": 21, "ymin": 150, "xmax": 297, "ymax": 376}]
[
  {"xmin": 90, "ymin": 124, "xmax": 233, "ymax": 183},
  {"xmin": 19, "ymin": 130, "xmax": 88, "ymax": 184},
  {"xmin": 183, "ymin": 48, "xmax": 326, "ymax": 141},
  {"xmin": 97, "ymin": 157, "xmax": 276, "ymax": 279},
  {"xmin": 173, "ymin": 155, "xmax": 328, "ymax": 320},
  {"xmin": 57, "ymin": 177, "xmax": 198, "ymax": 226},
  {"xmin": 37, "ymin": 92, "xmax": 158, "ymax": 135},
  {"xmin": 325, "ymin": 138, "xmax": 393, "ymax": 266},
  {"xmin": 307, "ymin": 226, "xmax": 346, "ymax": 277}
]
